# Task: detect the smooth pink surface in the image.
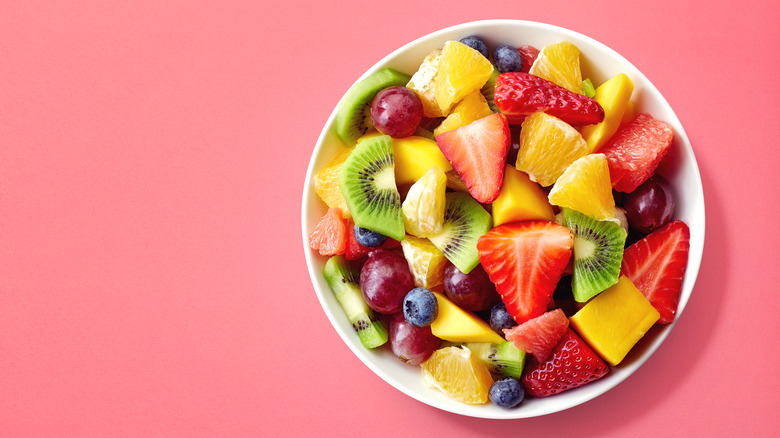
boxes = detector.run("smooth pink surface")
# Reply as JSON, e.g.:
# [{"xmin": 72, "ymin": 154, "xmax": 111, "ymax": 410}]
[{"xmin": 1, "ymin": 1, "xmax": 778, "ymax": 436}]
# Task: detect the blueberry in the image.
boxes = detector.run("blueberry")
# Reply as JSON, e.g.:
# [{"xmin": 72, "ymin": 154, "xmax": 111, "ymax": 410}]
[
  {"xmin": 493, "ymin": 45, "xmax": 523, "ymax": 73},
  {"xmin": 354, "ymin": 225, "xmax": 388, "ymax": 247},
  {"xmin": 489, "ymin": 378, "xmax": 524, "ymax": 408},
  {"xmin": 459, "ymin": 36, "xmax": 489, "ymax": 59},
  {"xmin": 403, "ymin": 288, "xmax": 438, "ymax": 327},
  {"xmin": 489, "ymin": 302, "xmax": 517, "ymax": 334}
]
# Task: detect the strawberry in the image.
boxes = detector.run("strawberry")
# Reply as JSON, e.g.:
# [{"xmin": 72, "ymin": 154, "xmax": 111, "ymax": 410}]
[
  {"xmin": 494, "ymin": 72, "xmax": 604, "ymax": 126},
  {"xmin": 477, "ymin": 222, "xmax": 573, "ymax": 323},
  {"xmin": 344, "ymin": 219, "xmax": 401, "ymax": 260},
  {"xmin": 517, "ymin": 45, "xmax": 539, "ymax": 73},
  {"xmin": 504, "ymin": 308, "xmax": 569, "ymax": 362},
  {"xmin": 522, "ymin": 328, "xmax": 609, "ymax": 397},
  {"xmin": 309, "ymin": 208, "xmax": 347, "ymax": 256},
  {"xmin": 621, "ymin": 220, "xmax": 690, "ymax": 324}
]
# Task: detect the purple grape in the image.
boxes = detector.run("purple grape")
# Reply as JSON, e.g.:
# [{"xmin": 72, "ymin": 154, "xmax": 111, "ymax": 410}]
[
  {"xmin": 622, "ymin": 175, "xmax": 676, "ymax": 234},
  {"xmin": 388, "ymin": 313, "xmax": 441, "ymax": 365},
  {"xmin": 370, "ymin": 86, "xmax": 423, "ymax": 138},
  {"xmin": 360, "ymin": 249, "xmax": 415, "ymax": 314},
  {"xmin": 442, "ymin": 263, "xmax": 500, "ymax": 312}
]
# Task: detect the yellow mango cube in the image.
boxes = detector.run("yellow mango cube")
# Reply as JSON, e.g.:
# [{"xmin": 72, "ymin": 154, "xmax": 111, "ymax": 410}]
[
  {"xmin": 581, "ymin": 73, "xmax": 634, "ymax": 153},
  {"xmin": 430, "ymin": 291, "xmax": 504, "ymax": 343},
  {"xmin": 392, "ymin": 136, "xmax": 452, "ymax": 186},
  {"xmin": 491, "ymin": 165, "xmax": 554, "ymax": 226},
  {"xmin": 570, "ymin": 276, "xmax": 660, "ymax": 365}
]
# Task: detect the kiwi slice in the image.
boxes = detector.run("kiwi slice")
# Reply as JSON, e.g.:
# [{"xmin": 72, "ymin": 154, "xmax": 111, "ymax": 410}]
[
  {"xmin": 428, "ymin": 192, "xmax": 492, "ymax": 274},
  {"xmin": 466, "ymin": 341, "xmax": 526, "ymax": 379},
  {"xmin": 334, "ymin": 68, "xmax": 412, "ymax": 145},
  {"xmin": 480, "ymin": 68, "xmax": 500, "ymax": 113},
  {"xmin": 339, "ymin": 134, "xmax": 405, "ymax": 241},
  {"xmin": 560, "ymin": 208, "xmax": 627, "ymax": 302},
  {"xmin": 323, "ymin": 255, "xmax": 388, "ymax": 349}
]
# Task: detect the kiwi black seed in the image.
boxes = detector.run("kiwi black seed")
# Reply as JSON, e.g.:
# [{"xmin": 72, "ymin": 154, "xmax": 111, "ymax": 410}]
[
  {"xmin": 339, "ymin": 134, "xmax": 405, "ymax": 241},
  {"xmin": 333, "ymin": 68, "xmax": 412, "ymax": 145},
  {"xmin": 560, "ymin": 208, "xmax": 627, "ymax": 303},
  {"xmin": 466, "ymin": 341, "xmax": 526, "ymax": 379},
  {"xmin": 428, "ymin": 192, "xmax": 492, "ymax": 274},
  {"xmin": 322, "ymin": 255, "xmax": 388, "ymax": 349}
]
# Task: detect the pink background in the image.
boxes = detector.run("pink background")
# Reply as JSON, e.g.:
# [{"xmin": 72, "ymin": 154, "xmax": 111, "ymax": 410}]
[{"xmin": 1, "ymin": 1, "xmax": 778, "ymax": 436}]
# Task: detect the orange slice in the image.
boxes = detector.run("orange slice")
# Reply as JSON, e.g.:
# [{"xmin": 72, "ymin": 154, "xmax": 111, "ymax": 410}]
[
  {"xmin": 434, "ymin": 41, "xmax": 494, "ymax": 114},
  {"xmin": 515, "ymin": 112, "xmax": 589, "ymax": 187},
  {"xmin": 529, "ymin": 41, "xmax": 583, "ymax": 94},
  {"xmin": 420, "ymin": 345, "xmax": 493, "ymax": 405},
  {"xmin": 548, "ymin": 153, "xmax": 616, "ymax": 220}
]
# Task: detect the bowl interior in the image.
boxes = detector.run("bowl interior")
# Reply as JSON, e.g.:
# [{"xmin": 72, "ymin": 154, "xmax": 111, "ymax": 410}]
[{"xmin": 301, "ymin": 20, "xmax": 704, "ymax": 419}]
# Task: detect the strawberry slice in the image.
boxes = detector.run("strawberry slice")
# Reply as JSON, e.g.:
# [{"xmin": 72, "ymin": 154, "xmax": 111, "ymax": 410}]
[
  {"xmin": 517, "ymin": 45, "xmax": 539, "ymax": 73},
  {"xmin": 309, "ymin": 208, "xmax": 347, "ymax": 256},
  {"xmin": 504, "ymin": 308, "xmax": 569, "ymax": 362},
  {"xmin": 435, "ymin": 113, "xmax": 509, "ymax": 203},
  {"xmin": 621, "ymin": 220, "xmax": 690, "ymax": 324},
  {"xmin": 494, "ymin": 72, "xmax": 604, "ymax": 126},
  {"xmin": 522, "ymin": 328, "xmax": 609, "ymax": 397},
  {"xmin": 477, "ymin": 222, "xmax": 573, "ymax": 323}
]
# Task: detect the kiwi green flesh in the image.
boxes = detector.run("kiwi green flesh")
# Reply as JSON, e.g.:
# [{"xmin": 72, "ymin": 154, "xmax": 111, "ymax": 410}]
[
  {"xmin": 323, "ymin": 255, "xmax": 388, "ymax": 349},
  {"xmin": 561, "ymin": 208, "xmax": 627, "ymax": 303},
  {"xmin": 338, "ymin": 135, "xmax": 405, "ymax": 241},
  {"xmin": 466, "ymin": 341, "xmax": 526, "ymax": 379},
  {"xmin": 428, "ymin": 192, "xmax": 492, "ymax": 274},
  {"xmin": 481, "ymin": 68, "xmax": 500, "ymax": 113},
  {"xmin": 334, "ymin": 68, "xmax": 412, "ymax": 145}
]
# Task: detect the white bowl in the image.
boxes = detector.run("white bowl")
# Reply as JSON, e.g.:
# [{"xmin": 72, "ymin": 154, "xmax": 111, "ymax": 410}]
[{"xmin": 301, "ymin": 20, "xmax": 705, "ymax": 419}]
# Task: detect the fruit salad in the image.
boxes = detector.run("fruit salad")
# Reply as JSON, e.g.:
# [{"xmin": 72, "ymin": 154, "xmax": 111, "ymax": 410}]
[{"xmin": 308, "ymin": 36, "xmax": 691, "ymax": 409}]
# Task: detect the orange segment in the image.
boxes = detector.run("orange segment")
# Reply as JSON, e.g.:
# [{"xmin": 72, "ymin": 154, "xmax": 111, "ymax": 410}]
[
  {"xmin": 407, "ymin": 49, "xmax": 445, "ymax": 118},
  {"xmin": 420, "ymin": 345, "xmax": 494, "ymax": 405},
  {"xmin": 313, "ymin": 146, "xmax": 354, "ymax": 217},
  {"xmin": 433, "ymin": 91, "xmax": 493, "ymax": 137},
  {"xmin": 402, "ymin": 166, "xmax": 447, "ymax": 237},
  {"xmin": 400, "ymin": 235, "xmax": 448, "ymax": 291},
  {"xmin": 515, "ymin": 112, "xmax": 589, "ymax": 187},
  {"xmin": 529, "ymin": 41, "xmax": 583, "ymax": 94},
  {"xmin": 434, "ymin": 41, "xmax": 494, "ymax": 114},
  {"xmin": 548, "ymin": 153, "xmax": 615, "ymax": 220}
]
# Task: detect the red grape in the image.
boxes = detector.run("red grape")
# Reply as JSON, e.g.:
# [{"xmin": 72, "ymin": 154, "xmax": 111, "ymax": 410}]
[
  {"xmin": 370, "ymin": 86, "xmax": 423, "ymax": 138},
  {"xmin": 360, "ymin": 249, "xmax": 415, "ymax": 314},
  {"xmin": 442, "ymin": 263, "xmax": 500, "ymax": 311},
  {"xmin": 388, "ymin": 313, "xmax": 441, "ymax": 365},
  {"xmin": 622, "ymin": 175, "xmax": 676, "ymax": 233}
]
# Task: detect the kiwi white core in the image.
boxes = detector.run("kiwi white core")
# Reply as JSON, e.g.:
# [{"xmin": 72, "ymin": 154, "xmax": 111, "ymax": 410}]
[{"xmin": 573, "ymin": 237, "xmax": 596, "ymax": 260}]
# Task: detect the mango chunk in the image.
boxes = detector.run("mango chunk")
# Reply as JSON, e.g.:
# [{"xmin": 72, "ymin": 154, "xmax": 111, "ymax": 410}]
[
  {"xmin": 393, "ymin": 136, "xmax": 452, "ymax": 186},
  {"xmin": 491, "ymin": 165, "xmax": 554, "ymax": 226},
  {"xmin": 581, "ymin": 73, "xmax": 634, "ymax": 153},
  {"xmin": 430, "ymin": 291, "xmax": 504, "ymax": 343},
  {"xmin": 570, "ymin": 276, "xmax": 659, "ymax": 365}
]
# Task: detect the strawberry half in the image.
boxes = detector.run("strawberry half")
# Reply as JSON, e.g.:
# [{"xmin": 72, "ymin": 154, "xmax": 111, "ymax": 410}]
[
  {"xmin": 435, "ymin": 113, "xmax": 509, "ymax": 203},
  {"xmin": 522, "ymin": 328, "xmax": 609, "ymax": 397},
  {"xmin": 504, "ymin": 308, "xmax": 569, "ymax": 363},
  {"xmin": 621, "ymin": 220, "xmax": 690, "ymax": 324},
  {"xmin": 477, "ymin": 221, "xmax": 573, "ymax": 323},
  {"xmin": 494, "ymin": 72, "xmax": 604, "ymax": 126}
]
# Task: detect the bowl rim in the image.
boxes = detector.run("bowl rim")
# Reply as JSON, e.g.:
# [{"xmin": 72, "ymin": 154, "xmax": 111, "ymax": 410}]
[{"xmin": 301, "ymin": 19, "xmax": 705, "ymax": 419}]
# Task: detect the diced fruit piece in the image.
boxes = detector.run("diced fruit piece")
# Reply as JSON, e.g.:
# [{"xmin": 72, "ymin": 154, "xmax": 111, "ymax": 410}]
[
  {"xmin": 339, "ymin": 135, "xmax": 405, "ymax": 241},
  {"xmin": 389, "ymin": 313, "xmax": 441, "ymax": 365},
  {"xmin": 517, "ymin": 45, "xmax": 539, "ymax": 73},
  {"xmin": 344, "ymin": 219, "xmax": 400, "ymax": 260},
  {"xmin": 407, "ymin": 49, "xmax": 445, "ymax": 118},
  {"xmin": 515, "ymin": 112, "xmax": 589, "ymax": 187},
  {"xmin": 548, "ymin": 154, "xmax": 616, "ymax": 221},
  {"xmin": 334, "ymin": 68, "xmax": 412, "ymax": 145},
  {"xmin": 477, "ymin": 221, "xmax": 574, "ymax": 323},
  {"xmin": 360, "ymin": 249, "xmax": 415, "ymax": 314},
  {"xmin": 309, "ymin": 208, "xmax": 347, "ymax": 256},
  {"xmin": 560, "ymin": 208, "xmax": 627, "ymax": 303},
  {"xmin": 570, "ymin": 276, "xmax": 660, "ymax": 365},
  {"xmin": 390, "ymin": 135, "xmax": 452, "ymax": 186},
  {"xmin": 434, "ymin": 40, "xmax": 495, "ymax": 114},
  {"xmin": 494, "ymin": 72, "xmax": 604, "ymax": 126},
  {"xmin": 442, "ymin": 263, "xmax": 500, "ymax": 312},
  {"xmin": 323, "ymin": 256, "xmax": 388, "ymax": 349},
  {"xmin": 421, "ymin": 345, "xmax": 494, "ymax": 405},
  {"xmin": 433, "ymin": 91, "xmax": 494, "ymax": 137},
  {"xmin": 481, "ymin": 68, "xmax": 500, "ymax": 113},
  {"xmin": 400, "ymin": 235, "xmax": 448, "ymax": 291},
  {"xmin": 599, "ymin": 113, "xmax": 674, "ymax": 193},
  {"xmin": 313, "ymin": 146, "xmax": 354, "ymax": 216},
  {"xmin": 403, "ymin": 287, "xmax": 439, "ymax": 328},
  {"xmin": 492, "ymin": 165, "xmax": 555, "ymax": 227},
  {"xmin": 528, "ymin": 41, "xmax": 583, "ymax": 94},
  {"xmin": 436, "ymin": 113, "xmax": 510, "ymax": 203},
  {"xmin": 581, "ymin": 73, "xmax": 635, "ymax": 152},
  {"xmin": 623, "ymin": 175, "xmax": 676, "ymax": 233},
  {"xmin": 489, "ymin": 377, "xmax": 525, "ymax": 408},
  {"xmin": 429, "ymin": 291, "xmax": 505, "ymax": 343},
  {"xmin": 494, "ymin": 45, "xmax": 523, "ymax": 73},
  {"xmin": 459, "ymin": 36, "xmax": 489, "ymax": 59},
  {"xmin": 370, "ymin": 86, "xmax": 423, "ymax": 138},
  {"xmin": 445, "ymin": 169, "xmax": 468, "ymax": 193},
  {"xmin": 621, "ymin": 220, "xmax": 690, "ymax": 324},
  {"xmin": 466, "ymin": 342, "xmax": 526, "ymax": 379},
  {"xmin": 503, "ymin": 308, "xmax": 569, "ymax": 363},
  {"xmin": 428, "ymin": 192, "xmax": 493, "ymax": 275},
  {"xmin": 522, "ymin": 329, "xmax": 609, "ymax": 397},
  {"xmin": 402, "ymin": 166, "xmax": 447, "ymax": 237},
  {"xmin": 580, "ymin": 78, "xmax": 596, "ymax": 98}
]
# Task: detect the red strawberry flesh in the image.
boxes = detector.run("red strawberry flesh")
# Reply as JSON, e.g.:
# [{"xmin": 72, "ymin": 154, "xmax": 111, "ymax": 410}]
[
  {"xmin": 504, "ymin": 308, "xmax": 569, "ymax": 362},
  {"xmin": 621, "ymin": 220, "xmax": 690, "ymax": 324}
]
